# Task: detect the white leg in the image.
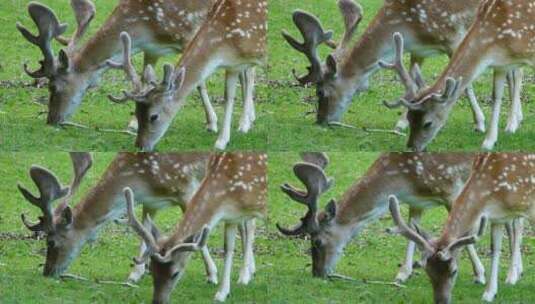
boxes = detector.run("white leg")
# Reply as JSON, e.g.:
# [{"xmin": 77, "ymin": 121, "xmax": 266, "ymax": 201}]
[
  {"xmin": 202, "ymin": 245, "xmax": 219, "ymax": 285},
  {"xmin": 238, "ymin": 68, "xmax": 256, "ymax": 133},
  {"xmin": 483, "ymin": 223, "xmax": 503, "ymax": 302},
  {"xmin": 197, "ymin": 82, "xmax": 218, "ymax": 133},
  {"xmin": 215, "ymin": 223, "xmax": 238, "ymax": 302},
  {"xmin": 482, "ymin": 71, "xmax": 506, "ymax": 150},
  {"xmin": 395, "ymin": 207, "xmax": 421, "ymax": 282},
  {"xmin": 465, "ymin": 85, "xmax": 486, "ymax": 133},
  {"xmin": 505, "ymin": 69, "xmax": 524, "ymax": 134},
  {"xmin": 215, "ymin": 71, "xmax": 239, "ymax": 150},
  {"xmin": 465, "ymin": 244, "xmax": 486, "ymax": 284},
  {"xmin": 506, "ymin": 218, "xmax": 524, "ymax": 284},
  {"xmin": 238, "ymin": 220, "xmax": 256, "ymax": 285},
  {"xmin": 127, "ymin": 208, "xmax": 155, "ymax": 282}
]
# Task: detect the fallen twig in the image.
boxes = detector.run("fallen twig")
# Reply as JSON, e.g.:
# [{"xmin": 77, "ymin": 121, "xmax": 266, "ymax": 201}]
[
  {"xmin": 362, "ymin": 127, "xmax": 406, "ymax": 137},
  {"xmin": 97, "ymin": 128, "xmax": 136, "ymax": 136},
  {"xmin": 61, "ymin": 274, "xmax": 138, "ymax": 288},
  {"xmin": 328, "ymin": 273, "xmax": 406, "ymax": 288},
  {"xmin": 60, "ymin": 121, "xmax": 90, "ymax": 129},
  {"xmin": 328, "ymin": 122, "xmax": 359, "ymax": 129}
]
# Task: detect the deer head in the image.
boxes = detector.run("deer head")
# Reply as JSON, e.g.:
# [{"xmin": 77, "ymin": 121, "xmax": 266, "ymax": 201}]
[
  {"xmin": 107, "ymin": 32, "xmax": 185, "ymax": 151},
  {"xmin": 19, "ymin": 152, "xmax": 93, "ymax": 276},
  {"xmin": 277, "ymin": 153, "xmax": 345, "ymax": 277},
  {"xmin": 379, "ymin": 33, "xmax": 462, "ymax": 151},
  {"xmin": 388, "ymin": 195, "xmax": 485, "ymax": 304},
  {"xmin": 283, "ymin": 0, "xmax": 364, "ymax": 124},
  {"xmin": 123, "ymin": 187, "xmax": 209, "ymax": 304},
  {"xmin": 17, "ymin": 1, "xmax": 96, "ymax": 124}
]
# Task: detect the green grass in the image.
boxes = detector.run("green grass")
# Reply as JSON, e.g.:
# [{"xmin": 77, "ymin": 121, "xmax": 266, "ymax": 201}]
[
  {"xmin": 0, "ymin": 153, "xmax": 270, "ymax": 303},
  {"xmin": 0, "ymin": 0, "xmax": 268, "ymax": 151},
  {"xmin": 1, "ymin": 153, "xmax": 534, "ymax": 303},
  {"xmin": 268, "ymin": 152, "xmax": 535, "ymax": 303},
  {"xmin": 267, "ymin": 0, "xmax": 535, "ymax": 151}
]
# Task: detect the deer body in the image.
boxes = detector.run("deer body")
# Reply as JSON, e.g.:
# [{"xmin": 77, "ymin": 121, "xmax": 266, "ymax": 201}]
[
  {"xmin": 394, "ymin": 0, "xmax": 535, "ymax": 151},
  {"xmin": 126, "ymin": 152, "xmax": 268, "ymax": 303},
  {"xmin": 18, "ymin": 152, "xmax": 220, "ymax": 284},
  {"xmin": 121, "ymin": 0, "xmax": 268, "ymax": 151},
  {"xmin": 279, "ymin": 153, "xmax": 523, "ymax": 292},
  {"xmin": 389, "ymin": 153, "xmax": 535, "ymax": 303},
  {"xmin": 18, "ymin": 0, "xmax": 219, "ymax": 131}
]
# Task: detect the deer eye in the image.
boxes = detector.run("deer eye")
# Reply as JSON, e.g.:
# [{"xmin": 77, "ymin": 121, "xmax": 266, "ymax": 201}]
[
  {"xmin": 313, "ymin": 239, "xmax": 323, "ymax": 248},
  {"xmin": 171, "ymin": 271, "xmax": 180, "ymax": 279},
  {"xmin": 423, "ymin": 121, "xmax": 433, "ymax": 129},
  {"xmin": 47, "ymin": 240, "xmax": 56, "ymax": 248},
  {"xmin": 150, "ymin": 114, "xmax": 159, "ymax": 123},
  {"xmin": 317, "ymin": 88, "xmax": 325, "ymax": 99}
]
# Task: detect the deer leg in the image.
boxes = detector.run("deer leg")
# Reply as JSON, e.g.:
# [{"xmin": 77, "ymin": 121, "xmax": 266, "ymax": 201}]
[
  {"xmin": 197, "ymin": 82, "xmax": 218, "ymax": 133},
  {"xmin": 482, "ymin": 70, "xmax": 506, "ymax": 150},
  {"xmin": 506, "ymin": 218, "xmax": 524, "ymax": 284},
  {"xmin": 238, "ymin": 219, "xmax": 256, "ymax": 285},
  {"xmin": 505, "ymin": 68, "xmax": 524, "ymax": 134},
  {"xmin": 201, "ymin": 245, "xmax": 219, "ymax": 285},
  {"xmin": 127, "ymin": 207, "xmax": 156, "ymax": 283},
  {"xmin": 215, "ymin": 71, "xmax": 239, "ymax": 150},
  {"xmin": 483, "ymin": 223, "xmax": 503, "ymax": 302},
  {"xmin": 238, "ymin": 67, "xmax": 256, "ymax": 133},
  {"xmin": 465, "ymin": 244, "xmax": 486, "ymax": 284},
  {"xmin": 215, "ymin": 223, "xmax": 238, "ymax": 302},
  {"xmin": 395, "ymin": 207, "xmax": 421, "ymax": 283},
  {"xmin": 465, "ymin": 85, "xmax": 486, "ymax": 133}
]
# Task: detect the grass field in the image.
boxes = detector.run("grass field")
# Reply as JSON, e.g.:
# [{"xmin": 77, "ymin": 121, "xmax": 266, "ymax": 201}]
[
  {"xmin": 1, "ymin": 152, "xmax": 534, "ymax": 303},
  {"xmin": 0, "ymin": 0, "xmax": 269, "ymax": 151},
  {"xmin": 268, "ymin": 0, "xmax": 535, "ymax": 151}
]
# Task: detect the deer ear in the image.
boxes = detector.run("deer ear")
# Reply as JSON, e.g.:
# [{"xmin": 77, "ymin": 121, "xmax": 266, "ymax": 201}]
[
  {"xmin": 58, "ymin": 49, "xmax": 71, "ymax": 71},
  {"xmin": 58, "ymin": 206, "xmax": 73, "ymax": 228},
  {"xmin": 173, "ymin": 67, "xmax": 186, "ymax": 90},
  {"xmin": 324, "ymin": 199, "xmax": 337, "ymax": 219},
  {"xmin": 143, "ymin": 65, "xmax": 157, "ymax": 84},
  {"xmin": 325, "ymin": 54, "xmax": 337, "ymax": 78}
]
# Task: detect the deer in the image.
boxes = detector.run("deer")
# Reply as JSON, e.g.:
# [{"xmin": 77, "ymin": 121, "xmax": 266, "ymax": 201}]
[
  {"xmin": 283, "ymin": 0, "xmax": 523, "ymax": 136},
  {"xmin": 382, "ymin": 0, "xmax": 535, "ymax": 151},
  {"xmin": 124, "ymin": 152, "xmax": 268, "ymax": 303},
  {"xmin": 277, "ymin": 152, "xmax": 524, "ymax": 294},
  {"xmin": 388, "ymin": 152, "xmax": 535, "ymax": 303},
  {"xmin": 18, "ymin": 152, "xmax": 228, "ymax": 284},
  {"xmin": 17, "ymin": 0, "xmax": 222, "ymax": 132},
  {"xmin": 108, "ymin": 0, "xmax": 268, "ymax": 151}
]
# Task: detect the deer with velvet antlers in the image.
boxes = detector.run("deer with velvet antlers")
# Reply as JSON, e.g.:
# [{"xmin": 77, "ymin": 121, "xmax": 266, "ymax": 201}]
[
  {"xmin": 17, "ymin": 0, "xmax": 221, "ymax": 131},
  {"xmin": 124, "ymin": 152, "xmax": 267, "ymax": 303},
  {"xmin": 284, "ymin": 0, "xmax": 523, "ymax": 135},
  {"xmin": 18, "ymin": 152, "xmax": 228, "ymax": 284},
  {"xmin": 277, "ymin": 152, "xmax": 523, "ymax": 295},
  {"xmin": 108, "ymin": 0, "xmax": 267, "ymax": 151},
  {"xmin": 383, "ymin": 0, "xmax": 535, "ymax": 151},
  {"xmin": 389, "ymin": 153, "xmax": 534, "ymax": 303}
]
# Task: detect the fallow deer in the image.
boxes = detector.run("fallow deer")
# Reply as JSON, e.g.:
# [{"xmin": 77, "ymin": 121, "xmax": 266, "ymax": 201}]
[
  {"xmin": 17, "ymin": 0, "xmax": 219, "ymax": 131},
  {"xmin": 284, "ymin": 0, "xmax": 523, "ymax": 135},
  {"xmin": 389, "ymin": 153, "xmax": 534, "ymax": 303},
  {"xmin": 125, "ymin": 152, "xmax": 268, "ymax": 302},
  {"xmin": 18, "ymin": 152, "xmax": 222, "ymax": 284},
  {"xmin": 110, "ymin": 0, "xmax": 268, "ymax": 151},
  {"xmin": 277, "ymin": 152, "xmax": 523, "ymax": 293},
  {"xmin": 383, "ymin": 0, "xmax": 535, "ymax": 151}
]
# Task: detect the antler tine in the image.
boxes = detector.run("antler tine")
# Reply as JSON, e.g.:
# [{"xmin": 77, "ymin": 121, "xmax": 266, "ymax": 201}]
[
  {"xmin": 378, "ymin": 33, "xmax": 419, "ymax": 98},
  {"xmin": 66, "ymin": 0, "xmax": 96, "ymax": 53},
  {"xmin": 16, "ymin": 3, "xmax": 68, "ymax": 78},
  {"xmin": 153, "ymin": 226, "xmax": 210, "ymax": 263},
  {"xmin": 123, "ymin": 187, "xmax": 160, "ymax": 252},
  {"xmin": 300, "ymin": 152, "xmax": 330, "ymax": 169},
  {"xmin": 282, "ymin": 10, "xmax": 333, "ymax": 86},
  {"xmin": 388, "ymin": 195, "xmax": 434, "ymax": 253},
  {"xmin": 56, "ymin": 152, "xmax": 93, "ymax": 215},
  {"xmin": 337, "ymin": 0, "xmax": 363, "ymax": 51},
  {"xmin": 18, "ymin": 166, "xmax": 70, "ymax": 232},
  {"xmin": 106, "ymin": 32, "xmax": 143, "ymax": 94},
  {"xmin": 277, "ymin": 163, "xmax": 333, "ymax": 236}
]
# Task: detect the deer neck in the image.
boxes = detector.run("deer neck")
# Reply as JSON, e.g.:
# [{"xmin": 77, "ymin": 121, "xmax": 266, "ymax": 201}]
[{"xmin": 70, "ymin": 153, "xmax": 208, "ymax": 237}]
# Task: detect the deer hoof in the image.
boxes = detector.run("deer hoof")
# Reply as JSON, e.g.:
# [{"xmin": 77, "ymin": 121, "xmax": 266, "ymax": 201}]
[{"xmin": 482, "ymin": 290, "xmax": 496, "ymax": 302}]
